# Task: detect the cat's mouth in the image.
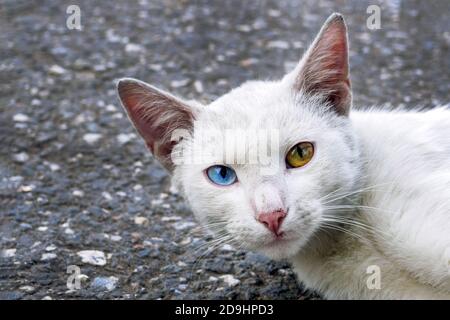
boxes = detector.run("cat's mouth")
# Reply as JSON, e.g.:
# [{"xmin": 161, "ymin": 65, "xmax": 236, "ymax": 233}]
[
  {"xmin": 253, "ymin": 231, "xmax": 305, "ymax": 260},
  {"xmin": 262, "ymin": 232, "xmax": 294, "ymax": 247}
]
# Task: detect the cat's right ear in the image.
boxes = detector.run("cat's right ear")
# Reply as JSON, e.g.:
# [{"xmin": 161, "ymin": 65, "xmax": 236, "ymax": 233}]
[{"xmin": 117, "ymin": 78, "xmax": 196, "ymax": 171}]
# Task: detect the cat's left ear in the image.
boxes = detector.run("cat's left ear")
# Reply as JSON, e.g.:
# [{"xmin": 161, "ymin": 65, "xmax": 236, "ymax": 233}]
[{"xmin": 286, "ymin": 13, "xmax": 351, "ymax": 116}]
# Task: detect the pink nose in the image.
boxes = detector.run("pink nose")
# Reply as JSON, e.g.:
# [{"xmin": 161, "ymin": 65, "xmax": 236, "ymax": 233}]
[{"xmin": 257, "ymin": 209, "xmax": 287, "ymax": 236}]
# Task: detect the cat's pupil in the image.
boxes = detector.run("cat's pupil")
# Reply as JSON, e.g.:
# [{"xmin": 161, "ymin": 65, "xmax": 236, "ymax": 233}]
[
  {"xmin": 219, "ymin": 167, "xmax": 227, "ymax": 179},
  {"xmin": 296, "ymin": 146, "xmax": 304, "ymax": 158}
]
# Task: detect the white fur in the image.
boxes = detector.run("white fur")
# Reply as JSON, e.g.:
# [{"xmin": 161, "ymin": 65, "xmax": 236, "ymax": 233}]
[
  {"xmin": 119, "ymin": 14, "xmax": 450, "ymax": 299},
  {"xmin": 170, "ymin": 76, "xmax": 450, "ymax": 299},
  {"xmin": 292, "ymin": 107, "xmax": 450, "ymax": 299}
]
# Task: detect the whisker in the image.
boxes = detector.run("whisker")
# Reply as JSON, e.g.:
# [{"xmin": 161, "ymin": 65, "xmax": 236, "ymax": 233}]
[
  {"xmin": 318, "ymin": 173, "xmax": 375, "ymax": 202},
  {"xmin": 321, "ymin": 215, "xmax": 390, "ymax": 239},
  {"xmin": 319, "ymin": 223, "xmax": 366, "ymax": 242},
  {"xmin": 321, "ymin": 182, "xmax": 394, "ymax": 205},
  {"xmin": 324, "ymin": 204, "xmax": 397, "ymax": 215}
]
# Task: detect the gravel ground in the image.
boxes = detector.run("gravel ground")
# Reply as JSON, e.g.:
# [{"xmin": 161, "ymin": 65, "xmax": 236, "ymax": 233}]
[{"xmin": 0, "ymin": 0, "xmax": 449, "ymax": 300}]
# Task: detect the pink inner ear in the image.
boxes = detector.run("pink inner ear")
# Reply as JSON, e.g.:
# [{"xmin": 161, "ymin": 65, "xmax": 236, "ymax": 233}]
[
  {"xmin": 118, "ymin": 80, "xmax": 194, "ymax": 170},
  {"xmin": 295, "ymin": 16, "xmax": 352, "ymax": 116},
  {"xmin": 319, "ymin": 21, "xmax": 349, "ymax": 71}
]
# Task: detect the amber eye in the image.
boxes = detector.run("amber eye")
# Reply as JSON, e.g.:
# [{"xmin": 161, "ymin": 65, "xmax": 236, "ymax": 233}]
[{"xmin": 286, "ymin": 142, "xmax": 314, "ymax": 168}]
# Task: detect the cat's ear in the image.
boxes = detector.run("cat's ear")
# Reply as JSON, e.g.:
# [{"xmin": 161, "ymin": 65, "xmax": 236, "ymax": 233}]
[
  {"xmin": 288, "ymin": 13, "xmax": 351, "ymax": 116},
  {"xmin": 117, "ymin": 78, "xmax": 196, "ymax": 171}
]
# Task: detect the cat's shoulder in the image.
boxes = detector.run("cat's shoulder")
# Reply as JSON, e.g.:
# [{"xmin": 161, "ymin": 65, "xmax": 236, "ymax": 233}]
[
  {"xmin": 351, "ymin": 104, "xmax": 450, "ymax": 118},
  {"xmin": 350, "ymin": 105, "xmax": 450, "ymax": 133},
  {"xmin": 351, "ymin": 105, "xmax": 450, "ymax": 168}
]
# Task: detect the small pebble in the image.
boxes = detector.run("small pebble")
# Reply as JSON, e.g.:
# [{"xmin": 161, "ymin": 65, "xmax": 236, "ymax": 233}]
[
  {"xmin": 20, "ymin": 286, "xmax": 35, "ymax": 293},
  {"xmin": 178, "ymin": 284, "xmax": 187, "ymax": 291},
  {"xmin": 13, "ymin": 113, "xmax": 30, "ymax": 122},
  {"xmin": 91, "ymin": 276, "xmax": 119, "ymax": 291},
  {"xmin": 125, "ymin": 43, "xmax": 143, "ymax": 53},
  {"xmin": 77, "ymin": 250, "xmax": 107, "ymax": 266},
  {"xmin": 18, "ymin": 185, "xmax": 34, "ymax": 192},
  {"xmin": 110, "ymin": 235, "xmax": 122, "ymax": 242},
  {"xmin": 13, "ymin": 152, "xmax": 29, "ymax": 163},
  {"xmin": 237, "ymin": 24, "xmax": 251, "ymax": 32},
  {"xmin": 72, "ymin": 190, "xmax": 84, "ymax": 197},
  {"xmin": 151, "ymin": 199, "xmax": 163, "ymax": 207},
  {"xmin": 134, "ymin": 216, "xmax": 149, "ymax": 226},
  {"xmin": 20, "ymin": 223, "xmax": 32, "ymax": 230},
  {"xmin": 239, "ymin": 58, "xmax": 259, "ymax": 67},
  {"xmin": 266, "ymin": 40, "xmax": 290, "ymax": 49},
  {"xmin": 170, "ymin": 79, "xmax": 190, "ymax": 88},
  {"xmin": 45, "ymin": 245, "xmax": 57, "ymax": 251},
  {"xmin": 83, "ymin": 133, "xmax": 102, "ymax": 145},
  {"xmin": 102, "ymin": 191, "xmax": 113, "ymax": 201},
  {"xmin": 49, "ymin": 64, "xmax": 67, "ymax": 75},
  {"xmin": 46, "ymin": 162, "xmax": 60, "ymax": 172},
  {"xmin": 193, "ymin": 80, "xmax": 203, "ymax": 93},
  {"xmin": 173, "ymin": 221, "xmax": 196, "ymax": 231},
  {"xmin": 179, "ymin": 237, "xmax": 191, "ymax": 245},
  {"xmin": 41, "ymin": 253, "xmax": 57, "ymax": 261},
  {"xmin": 105, "ymin": 104, "xmax": 117, "ymax": 112},
  {"xmin": 219, "ymin": 275, "xmax": 240, "ymax": 287},
  {"xmin": 1, "ymin": 249, "xmax": 16, "ymax": 258},
  {"xmin": 221, "ymin": 244, "xmax": 235, "ymax": 252},
  {"xmin": 117, "ymin": 133, "xmax": 136, "ymax": 145},
  {"xmin": 161, "ymin": 216, "xmax": 182, "ymax": 222}
]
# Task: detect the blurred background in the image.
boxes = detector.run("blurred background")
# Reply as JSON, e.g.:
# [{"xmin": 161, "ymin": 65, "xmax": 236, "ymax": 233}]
[{"xmin": 0, "ymin": 0, "xmax": 449, "ymax": 299}]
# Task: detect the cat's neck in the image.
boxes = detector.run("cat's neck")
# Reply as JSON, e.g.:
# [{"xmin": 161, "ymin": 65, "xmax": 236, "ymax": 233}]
[
  {"xmin": 298, "ymin": 189, "xmax": 368, "ymax": 259},
  {"xmin": 301, "ymin": 220, "xmax": 358, "ymax": 257}
]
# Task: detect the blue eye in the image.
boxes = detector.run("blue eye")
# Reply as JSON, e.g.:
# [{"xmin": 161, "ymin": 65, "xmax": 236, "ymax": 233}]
[{"xmin": 206, "ymin": 165, "xmax": 237, "ymax": 186}]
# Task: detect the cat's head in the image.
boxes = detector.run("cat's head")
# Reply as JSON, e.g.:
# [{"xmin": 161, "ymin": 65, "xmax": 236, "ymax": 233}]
[{"xmin": 117, "ymin": 13, "xmax": 361, "ymax": 260}]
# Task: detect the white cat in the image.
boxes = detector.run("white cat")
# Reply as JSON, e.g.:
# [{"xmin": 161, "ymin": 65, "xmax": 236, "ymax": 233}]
[{"xmin": 117, "ymin": 13, "xmax": 450, "ymax": 299}]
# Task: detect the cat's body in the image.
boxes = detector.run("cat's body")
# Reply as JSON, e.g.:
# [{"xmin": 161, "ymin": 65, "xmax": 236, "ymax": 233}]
[
  {"xmin": 293, "ymin": 108, "xmax": 450, "ymax": 299},
  {"xmin": 117, "ymin": 14, "xmax": 450, "ymax": 299}
]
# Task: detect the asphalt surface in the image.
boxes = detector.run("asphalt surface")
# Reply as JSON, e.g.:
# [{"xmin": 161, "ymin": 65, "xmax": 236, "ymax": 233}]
[{"xmin": 0, "ymin": 0, "xmax": 449, "ymax": 299}]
